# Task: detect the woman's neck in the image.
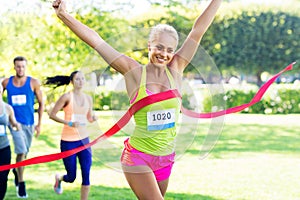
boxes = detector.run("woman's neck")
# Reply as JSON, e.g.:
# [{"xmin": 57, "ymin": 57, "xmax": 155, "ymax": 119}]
[
  {"xmin": 147, "ymin": 63, "xmax": 166, "ymax": 77},
  {"xmin": 72, "ymin": 89, "xmax": 83, "ymax": 95}
]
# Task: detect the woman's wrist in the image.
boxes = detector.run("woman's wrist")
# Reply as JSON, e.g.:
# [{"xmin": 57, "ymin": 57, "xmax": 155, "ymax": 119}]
[
  {"xmin": 57, "ymin": 10, "xmax": 69, "ymax": 20},
  {"xmin": 68, "ymin": 121, "xmax": 73, "ymax": 127}
]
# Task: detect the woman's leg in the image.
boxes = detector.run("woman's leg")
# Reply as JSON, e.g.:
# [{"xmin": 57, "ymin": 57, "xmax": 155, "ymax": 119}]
[
  {"xmin": 123, "ymin": 165, "xmax": 164, "ymax": 200},
  {"xmin": 80, "ymin": 185, "xmax": 90, "ymax": 200},
  {"xmin": 158, "ymin": 178, "xmax": 169, "ymax": 197},
  {"xmin": 62, "ymin": 154, "xmax": 77, "ymax": 182},
  {"xmin": 78, "ymin": 145, "xmax": 92, "ymax": 200},
  {"xmin": 61, "ymin": 141, "xmax": 77, "ymax": 183},
  {"xmin": 153, "ymin": 163, "xmax": 173, "ymax": 197},
  {"xmin": 0, "ymin": 146, "xmax": 11, "ymax": 200}
]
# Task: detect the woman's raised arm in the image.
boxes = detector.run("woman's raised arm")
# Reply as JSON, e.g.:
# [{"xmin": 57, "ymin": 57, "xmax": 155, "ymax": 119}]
[
  {"xmin": 52, "ymin": 0, "xmax": 139, "ymax": 75},
  {"xmin": 172, "ymin": 0, "xmax": 222, "ymax": 72}
]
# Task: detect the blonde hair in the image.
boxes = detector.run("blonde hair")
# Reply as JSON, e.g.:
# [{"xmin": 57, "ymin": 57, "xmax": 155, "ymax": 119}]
[{"xmin": 149, "ymin": 24, "xmax": 179, "ymax": 48}]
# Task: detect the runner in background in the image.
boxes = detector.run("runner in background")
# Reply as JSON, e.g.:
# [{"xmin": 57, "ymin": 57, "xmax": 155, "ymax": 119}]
[
  {"xmin": 0, "ymin": 84, "xmax": 22, "ymax": 200},
  {"xmin": 2, "ymin": 56, "xmax": 44, "ymax": 198},
  {"xmin": 46, "ymin": 71, "xmax": 97, "ymax": 200}
]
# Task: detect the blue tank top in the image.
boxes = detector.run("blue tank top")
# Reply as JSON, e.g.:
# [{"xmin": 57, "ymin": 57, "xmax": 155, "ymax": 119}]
[
  {"xmin": 6, "ymin": 76, "xmax": 35, "ymax": 125},
  {"xmin": 0, "ymin": 103, "xmax": 10, "ymax": 149}
]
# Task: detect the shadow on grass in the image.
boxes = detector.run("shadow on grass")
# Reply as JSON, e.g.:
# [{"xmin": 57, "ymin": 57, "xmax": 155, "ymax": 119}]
[
  {"xmin": 10, "ymin": 119, "xmax": 300, "ymax": 175},
  {"xmin": 33, "ymin": 123, "xmax": 300, "ymax": 169},
  {"xmin": 28, "ymin": 159, "xmax": 65, "ymax": 172},
  {"xmin": 38, "ymin": 126, "xmax": 61, "ymax": 149},
  {"xmin": 5, "ymin": 184, "xmax": 221, "ymax": 200}
]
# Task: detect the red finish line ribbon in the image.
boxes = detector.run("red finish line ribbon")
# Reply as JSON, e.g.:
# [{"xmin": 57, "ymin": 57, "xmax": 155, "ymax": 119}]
[{"xmin": 0, "ymin": 62, "xmax": 295, "ymax": 171}]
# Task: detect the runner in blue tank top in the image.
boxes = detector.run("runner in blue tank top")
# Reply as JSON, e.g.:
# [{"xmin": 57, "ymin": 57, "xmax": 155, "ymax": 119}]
[
  {"xmin": 6, "ymin": 76, "xmax": 35, "ymax": 125},
  {"xmin": 1, "ymin": 56, "xmax": 44, "ymax": 198}
]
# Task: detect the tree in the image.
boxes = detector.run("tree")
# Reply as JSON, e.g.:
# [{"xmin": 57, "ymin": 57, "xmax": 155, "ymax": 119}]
[
  {"xmin": 1, "ymin": 0, "xmax": 299, "ymax": 87},
  {"xmin": 206, "ymin": 9, "xmax": 300, "ymax": 85}
]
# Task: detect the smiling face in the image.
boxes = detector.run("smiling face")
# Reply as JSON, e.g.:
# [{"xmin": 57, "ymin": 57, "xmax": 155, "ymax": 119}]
[
  {"xmin": 148, "ymin": 32, "xmax": 177, "ymax": 67},
  {"xmin": 148, "ymin": 24, "xmax": 179, "ymax": 67}
]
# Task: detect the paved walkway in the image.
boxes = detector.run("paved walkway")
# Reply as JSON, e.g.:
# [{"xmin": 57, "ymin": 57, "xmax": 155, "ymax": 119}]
[
  {"xmin": 102, "ymin": 111, "xmax": 300, "ymax": 126},
  {"xmin": 221, "ymin": 113, "xmax": 300, "ymax": 126}
]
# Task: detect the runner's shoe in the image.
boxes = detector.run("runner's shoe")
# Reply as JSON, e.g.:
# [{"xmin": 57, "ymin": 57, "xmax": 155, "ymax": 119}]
[
  {"xmin": 17, "ymin": 181, "xmax": 28, "ymax": 198},
  {"xmin": 54, "ymin": 174, "xmax": 63, "ymax": 194}
]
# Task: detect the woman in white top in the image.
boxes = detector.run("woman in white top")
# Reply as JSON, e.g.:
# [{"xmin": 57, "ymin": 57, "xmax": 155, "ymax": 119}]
[{"xmin": 47, "ymin": 71, "xmax": 97, "ymax": 200}]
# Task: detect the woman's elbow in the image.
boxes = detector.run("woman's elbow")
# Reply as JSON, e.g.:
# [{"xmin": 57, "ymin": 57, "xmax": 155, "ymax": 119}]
[{"xmin": 49, "ymin": 113, "xmax": 56, "ymax": 120}]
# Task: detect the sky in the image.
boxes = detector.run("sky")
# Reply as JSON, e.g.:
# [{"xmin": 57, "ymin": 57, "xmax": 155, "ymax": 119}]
[
  {"xmin": 240, "ymin": 0, "xmax": 282, "ymax": 4},
  {"xmin": 0, "ymin": 0, "xmax": 289, "ymax": 16},
  {"xmin": 0, "ymin": 0, "xmax": 149, "ymax": 15}
]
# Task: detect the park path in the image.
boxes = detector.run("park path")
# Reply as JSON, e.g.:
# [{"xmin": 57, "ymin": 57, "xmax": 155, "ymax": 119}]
[
  {"xmin": 100, "ymin": 111, "xmax": 300, "ymax": 126},
  {"xmin": 222, "ymin": 113, "xmax": 300, "ymax": 126}
]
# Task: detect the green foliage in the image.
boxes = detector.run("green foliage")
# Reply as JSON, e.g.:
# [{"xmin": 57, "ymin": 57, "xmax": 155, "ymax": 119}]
[
  {"xmin": 202, "ymin": 4, "xmax": 300, "ymax": 85},
  {"xmin": 1, "ymin": 1, "xmax": 300, "ymax": 115},
  {"xmin": 1, "ymin": 1, "xmax": 299, "ymax": 83},
  {"xmin": 181, "ymin": 93, "xmax": 195, "ymax": 110},
  {"xmin": 224, "ymin": 90, "xmax": 266, "ymax": 114},
  {"xmin": 91, "ymin": 91, "xmax": 193, "ymax": 111},
  {"xmin": 132, "ymin": 2, "xmax": 300, "ymax": 86},
  {"xmin": 92, "ymin": 91, "xmax": 130, "ymax": 111},
  {"xmin": 273, "ymin": 88, "xmax": 300, "ymax": 114},
  {"xmin": 0, "ymin": 9, "xmax": 130, "ymax": 80}
]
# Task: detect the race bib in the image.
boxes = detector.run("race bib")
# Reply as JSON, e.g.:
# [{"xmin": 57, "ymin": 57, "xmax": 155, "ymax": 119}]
[
  {"xmin": 0, "ymin": 125, "xmax": 5, "ymax": 136},
  {"xmin": 147, "ymin": 108, "xmax": 175, "ymax": 131},
  {"xmin": 11, "ymin": 95, "xmax": 27, "ymax": 106},
  {"xmin": 71, "ymin": 114, "xmax": 88, "ymax": 126}
]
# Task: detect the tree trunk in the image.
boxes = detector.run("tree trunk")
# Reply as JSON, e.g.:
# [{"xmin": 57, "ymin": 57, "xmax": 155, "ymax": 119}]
[{"xmin": 256, "ymin": 70, "xmax": 263, "ymax": 87}]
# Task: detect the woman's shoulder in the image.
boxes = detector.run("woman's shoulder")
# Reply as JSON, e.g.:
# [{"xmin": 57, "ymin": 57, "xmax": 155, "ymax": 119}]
[
  {"xmin": 125, "ymin": 64, "xmax": 143, "ymax": 80},
  {"xmin": 62, "ymin": 91, "xmax": 72, "ymax": 97},
  {"xmin": 57, "ymin": 91, "xmax": 72, "ymax": 103}
]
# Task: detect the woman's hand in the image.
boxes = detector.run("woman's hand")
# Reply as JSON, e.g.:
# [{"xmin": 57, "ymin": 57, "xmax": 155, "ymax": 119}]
[
  {"xmin": 16, "ymin": 123, "xmax": 22, "ymax": 131},
  {"xmin": 12, "ymin": 122, "xmax": 22, "ymax": 132},
  {"xmin": 52, "ymin": 0, "xmax": 67, "ymax": 17},
  {"xmin": 93, "ymin": 115, "xmax": 98, "ymax": 121}
]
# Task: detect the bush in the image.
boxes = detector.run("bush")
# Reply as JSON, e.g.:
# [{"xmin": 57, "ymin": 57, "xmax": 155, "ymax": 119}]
[
  {"xmin": 92, "ymin": 91, "xmax": 194, "ymax": 111},
  {"xmin": 91, "ymin": 91, "xmax": 130, "ymax": 111},
  {"xmin": 202, "ymin": 84, "xmax": 300, "ymax": 114},
  {"xmin": 39, "ymin": 84, "xmax": 300, "ymax": 114}
]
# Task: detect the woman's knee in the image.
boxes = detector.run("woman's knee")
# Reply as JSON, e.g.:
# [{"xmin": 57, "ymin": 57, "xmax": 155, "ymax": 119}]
[{"xmin": 64, "ymin": 174, "xmax": 76, "ymax": 183}]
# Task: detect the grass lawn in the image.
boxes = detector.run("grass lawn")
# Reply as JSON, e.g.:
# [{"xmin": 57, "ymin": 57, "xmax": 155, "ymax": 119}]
[{"xmin": 4, "ymin": 112, "xmax": 300, "ymax": 200}]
